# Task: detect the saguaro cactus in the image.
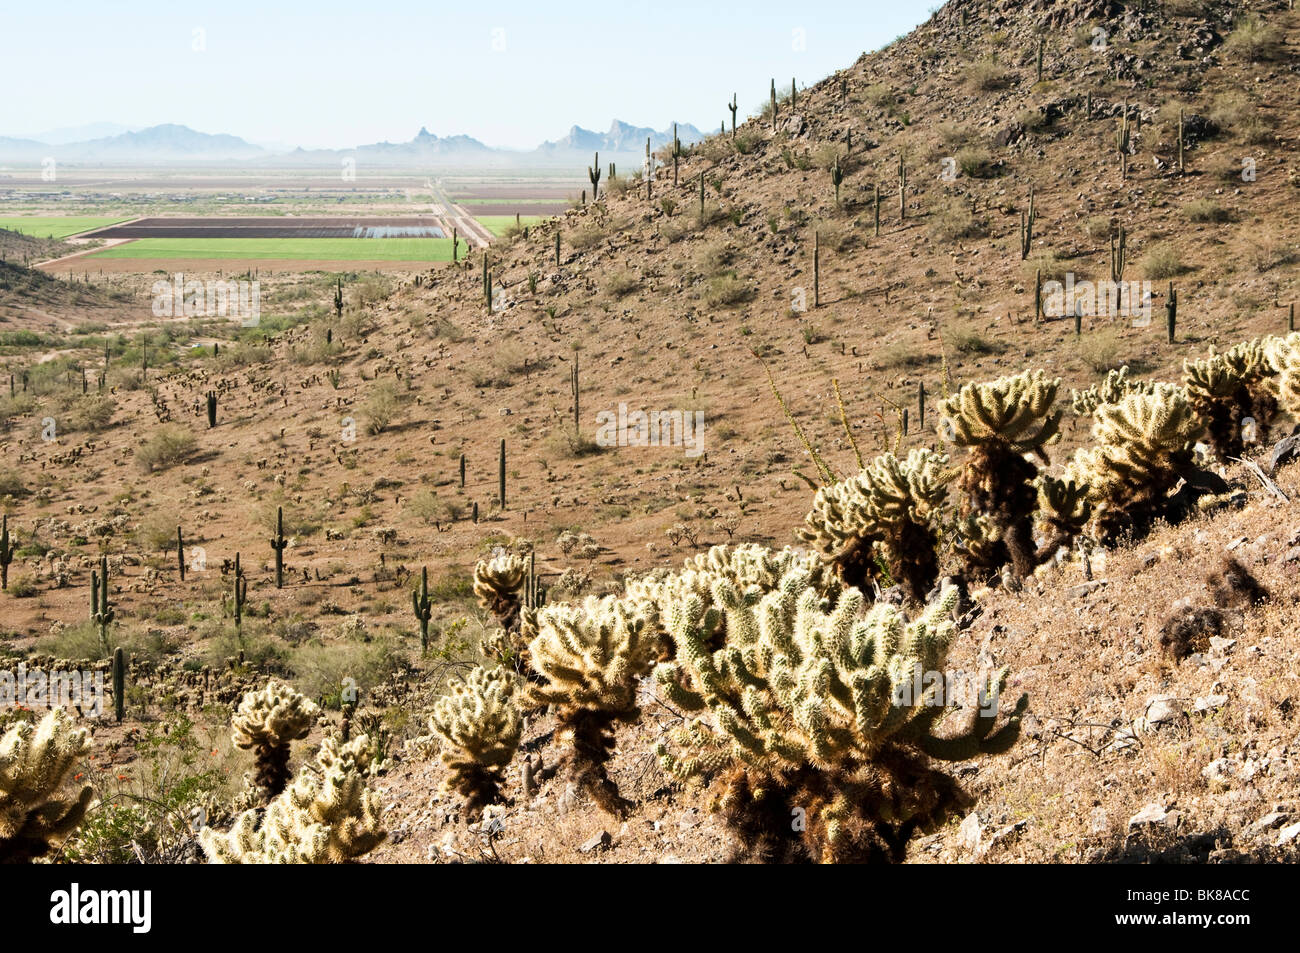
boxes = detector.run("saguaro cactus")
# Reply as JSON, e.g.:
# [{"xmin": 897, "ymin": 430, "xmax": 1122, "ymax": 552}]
[
  {"xmin": 1110, "ymin": 226, "xmax": 1127, "ymax": 284},
  {"xmin": 333, "ymin": 277, "xmax": 343, "ymax": 319},
  {"xmin": 91, "ymin": 555, "xmax": 115, "ymax": 655},
  {"xmin": 177, "ymin": 525, "xmax": 186, "ymax": 581},
  {"xmin": 233, "ymin": 552, "xmax": 248, "ymax": 637},
  {"xmin": 1117, "ymin": 102, "xmax": 1132, "ymax": 180},
  {"xmin": 206, "ymin": 390, "xmax": 217, "ymax": 428},
  {"xmin": 112, "ymin": 647, "xmax": 126, "ymax": 723},
  {"xmin": 498, "ymin": 438, "xmax": 506, "ymax": 509},
  {"xmin": 770, "ymin": 78, "xmax": 777, "ymax": 130},
  {"xmin": 1166, "ymin": 283, "xmax": 1178, "ymax": 344},
  {"xmin": 830, "ymin": 156, "xmax": 844, "ymax": 207},
  {"xmin": 728, "ymin": 93, "xmax": 738, "ymax": 137},
  {"xmin": 588, "ymin": 151, "xmax": 601, "ymax": 202},
  {"xmin": 270, "ymin": 506, "xmax": 287, "ymax": 589},
  {"xmin": 412, "ymin": 566, "xmax": 433, "ymax": 652},
  {"xmin": 671, "ymin": 124, "xmax": 682, "ymax": 186},
  {"xmin": 1019, "ymin": 186, "xmax": 1036, "ymax": 260},
  {"xmin": 0, "ymin": 514, "xmax": 14, "ymax": 591}
]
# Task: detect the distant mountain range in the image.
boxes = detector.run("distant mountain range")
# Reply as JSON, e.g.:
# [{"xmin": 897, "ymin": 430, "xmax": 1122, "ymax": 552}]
[{"xmin": 0, "ymin": 120, "xmax": 706, "ymax": 167}]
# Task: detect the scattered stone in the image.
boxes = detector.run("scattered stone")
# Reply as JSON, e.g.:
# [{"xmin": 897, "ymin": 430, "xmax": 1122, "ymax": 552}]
[
  {"xmin": 1129, "ymin": 803, "xmax": 1177, "ymax": 829},
  {"xmin": 1193, "ymin": 694, "xmax": 1228, "ymax": 714},
  {"xmin": 958, "ymin": 812, "xmax": 982, "ymax": 850},
  {"xmin": 579, "ymin": 830, "xmax": 612, "ymax": 853},
  {"xmin": 1277, "ymin": 821, "xmax": 1300, "ymax": 847}
]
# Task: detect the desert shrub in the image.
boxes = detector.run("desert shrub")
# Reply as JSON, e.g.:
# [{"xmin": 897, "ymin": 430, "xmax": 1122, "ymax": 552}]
[
  {"xmin": 1224, "ymin": 15, "xmax": 1285, "ymax": 62},
  {"xmin": 605, "ymin": 270, "xmax": 641, "ymax": 299},
  {"xmin": 1084, "ymin": 216, "xmax": 1112, "ymax": 242},
  {"xmin": 965, "ymin": 59, "xmax": 1013, "ymax": 91},
  {"xmin": 407, "ymin": 489, "xmax": 464, "ymax": 525},
  {"xmin": 1209, "ymin": 91, "xmax": 1273, "ymax": 143},
  {"xmin": 569, "ymin": 224, "xmax": 605, "ymax": 251},
  {"xmin": 136, "ymin": 426, "xmax": 197, "ymax": 473},
  {"xmin": 62, "ymin": 395, "xmax": 116, "ymax": 433},
  {"xmin": 0, "ymin": 468, "xmax": 29, "ymax": 497},
  {"xmin": 1141, "ymin": 243, "xmax": 1187, "ymax": 281},
  {"xmin": 361, "ymin": 380, "xmax": 400, "ymax": 434},
  {"xmin": 136, "ymin": 509, "xmax": 181, "ymax": 551},
  {"xmin": 955, "ymin": 145, "xmax": 995, "ymax": 178},
  {"xmin": 1183, "ymin": 199, "xmax": 1229, "ymax": 224},
  {"xmin": 288, "ymin": 636, "xmax": 404, "ymax": 709},
  {"xmin": 928, "ymin": 198, "xmax": 985, "ymax": 242},
  {"xmin": 703, "ymin": 274, "xmax": 755, "ymax": 308},
  {"xmin": 7, "ymin": 574, "xmax": 37, "ymax": 598}
]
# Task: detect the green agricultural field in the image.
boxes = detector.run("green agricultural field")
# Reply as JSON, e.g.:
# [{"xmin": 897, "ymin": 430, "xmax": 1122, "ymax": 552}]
[
  {"xmin": 0, "ymin": 216, "xmax": 133, "ymax": 239},
  {"xmin": 474, "ymin": 215, "xmax": 547, "ymax": 237},
  {"xmin": 85, "ymin": 237, "xmax": 459, "ymax": 262}
]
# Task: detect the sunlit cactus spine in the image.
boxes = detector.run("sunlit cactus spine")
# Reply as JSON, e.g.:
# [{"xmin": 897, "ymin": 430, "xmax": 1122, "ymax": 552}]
[{"xmin": 0, "ymin": 709, "xmax": 93, "ymax": 862}]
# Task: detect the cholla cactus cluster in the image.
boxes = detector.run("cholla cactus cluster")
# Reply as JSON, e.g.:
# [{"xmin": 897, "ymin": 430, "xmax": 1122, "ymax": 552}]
[
  {"xmin": 1266, "ymin": 333, "xmax": 1300, "ymax": 414},
  {"xmin": 200, "ymin": 734, "xmax": 385, "ymax": 863},
  {"xmin": 799, "ymin": 449, "xmax": 951, "ymax": 600},
  {"xmin": 232, "ymin": 679, "xmax": 320, "ymax": 798},
  {"xmin": 527, "ymin": 595, "xmax": 656, "ymax": 814},
  {"xmin": 1071, "ymin": 365, "xmax": 1154, "ymax": 416},
  {"xmin": 427, "ymin": 666, "xmax": 522, "ymax": 817},
  {"xmin": 1182, "ymin": 338, "xmax": 1277, "ymax": 459},
  {"xmin": 655, "ymin": 571, "xmax": 1025, "ymax": 862},
  {"xmin": 1070, "ymin": 383, "xmax": 1202, "ymax": 541},
  {"xmin": 938, "ymin": 370, "xmax": 1061, "ymax": 580},
  {"xmin": 0, "ymin": 709, "xmax": 93, "ymax": 862},
  {"xmin": 626, "ymin": 543, "xmax": 833, "ymax": 651},
  {"xmin": 474, "ymin": 553, "xmax": 528, "ymax": 632}
]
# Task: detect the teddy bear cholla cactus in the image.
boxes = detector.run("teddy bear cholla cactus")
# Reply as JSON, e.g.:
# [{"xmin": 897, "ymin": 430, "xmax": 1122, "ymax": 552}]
[
  {"xmin": 200, "ymin": 733, "xmax": 385, "ymax": 863},
  {"xmin": 625, "ymin": 543, "xmax": 833, "ymax": 655},
  {"xmin": 939, "ymin": 370, "xmax": 1060, "ymax": 580},
  {"xmin": 1071, "ymin": 383, "xmax": 1202, "ymax": 542},
  {"xmin": 474, "ymin": 553, "xmax": 527, "ymax": 632},
  {"xmin": 0, "ymin": 708, "xmax": 93, "ymax": 862},
  {"xmin": 232, "ymin": 679, "xmax": 320, "ymax": 799},
  {"xmin": 527, "ymin": 595, "xmax": 656, "ymax": 815},
  {"xmin": 654, "ymin": 571, "xmax": 1025, "ymax": 863},
  {"xmin": 427, "ymin": 666, "xmax": 522, "ymax": 817},
  {"xmin": 799, "ymin": 449, "xmax": 951, "ymax": 601},
  {"xmin": 1266, "ymin": 332, "xmax": 1300, "ymax": 413},
  {"xmin": 1070, "ymin": 365, "xmax": 1154, "ymax": 417},
  {"xmin": 1182, "ymin": 338, "xmax": 1277, "ymax": 459}
]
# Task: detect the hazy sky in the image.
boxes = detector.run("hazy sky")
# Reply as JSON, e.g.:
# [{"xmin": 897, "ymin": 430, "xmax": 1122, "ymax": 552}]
[{"xmin": 7, "ymin": 1, "xmax": 937, "ymax": 150}]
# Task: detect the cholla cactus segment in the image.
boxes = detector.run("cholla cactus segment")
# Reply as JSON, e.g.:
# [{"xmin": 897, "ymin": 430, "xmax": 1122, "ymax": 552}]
[
  {"xmin": 1073, "ymin": 384, "xmax": 1203, "ymax": 541},
  {"xmin": 200, "ymin": 735, "xmax": 385, "ymax": 864},
  {"xmin": 0, "ymin": 708, "xmax": 93, "ymax": 861},
  {"xmin": 233, "ymin": 680, "xmax": 319, "ymax": 751},
  {"xmin": 1264, "ymin": 334, "xmax": 1300, "ymax": 413},
  {"xmin": 1036, "ymin": 472, "xmax": 1092, "ymax": 549},
  {"xmin": 657, "ymin": 571, "xmax": 1023, "ymax": 772},
  {"xmin": 626, "ymin": 543, "xmax": 833, "ymax": 633},
  {"xmin": 474, "ymin": 553, "xmax": 528, "ymax": 631},
  {"xmin": 799, "ymin": 449, "xmax": 951, "ymax": 598},
  {"xmin": 938, "ymin": 370, "xmax": 1061, "ymax": 453},
  {"xmin": 527, "ymin": 595, "xmax": 656, "ymax": 712},
  {"xmin": 428, "ymin": 667, "xmax": 522, "ymax": 816},
  {"xmin": 1183, "ymin": 339, "xmax": 1279, "ymax": 459},
  {"xmin": 232, "ymin": 680, "xmax": 320, "ymax": 798},
  {"xmin": 1089, "ymin": 384, "xmax": 1201, "ymax": 485},
  {"xmin": 526, "ymin": 595, "xmax": 656, "ymax": 815},
  {"xmin": 655, "ymin": 571, "xmax": 1025, "ymax": 861},
  {"xmin": 1071, "ymin": 366, "xmax": 1154, "ymax": 416}
]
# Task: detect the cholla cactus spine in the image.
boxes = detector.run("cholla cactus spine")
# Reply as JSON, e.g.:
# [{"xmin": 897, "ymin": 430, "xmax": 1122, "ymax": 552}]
[{"xmin": 474, "ymin": 553, "xmax": 527, "ymax": 632}]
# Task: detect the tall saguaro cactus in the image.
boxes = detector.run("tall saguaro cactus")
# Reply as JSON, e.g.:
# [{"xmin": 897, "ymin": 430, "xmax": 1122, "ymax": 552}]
[
  {"xmin": 728, "ymin": 93, "xmax": 738, "ymax": 137},
  {"xmin": 1019, "ymin": 186, "xmax": 1036, "ymax": 260},
  {"xmin": 412, "ymin": 566, "xmax": 434, "ymax": 652},
  {"xmin": 233, "ymin": 552, "xmax": 248, "ymax": 639},
  {"xmin": 270, "ymin": 506, "xmax": 287, "ymax": 589},
  {"xmin": 498, "ymin": 439, "xmax": 507, "ymax": 510},
  {"xmin": 206, "ymin": 391, "xmax": 217, "ymax": 428},
  {"xmin": 112, "ymin": 647, "xmax": 125, "ymax": 723},
  {"xmin": 90, "ymin": 555, "xmax": 115, "ymax": 655},
  {"xmin": 0, "ymin": 514, "xmax": 14, "ymax": 590},
  {"xmin": 588, "ymin": 151, "xmax": 601, "ymax": 202},
  {"xmin": 177, "ymin": 525, "xmax": 186, "ymax": 581}
]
